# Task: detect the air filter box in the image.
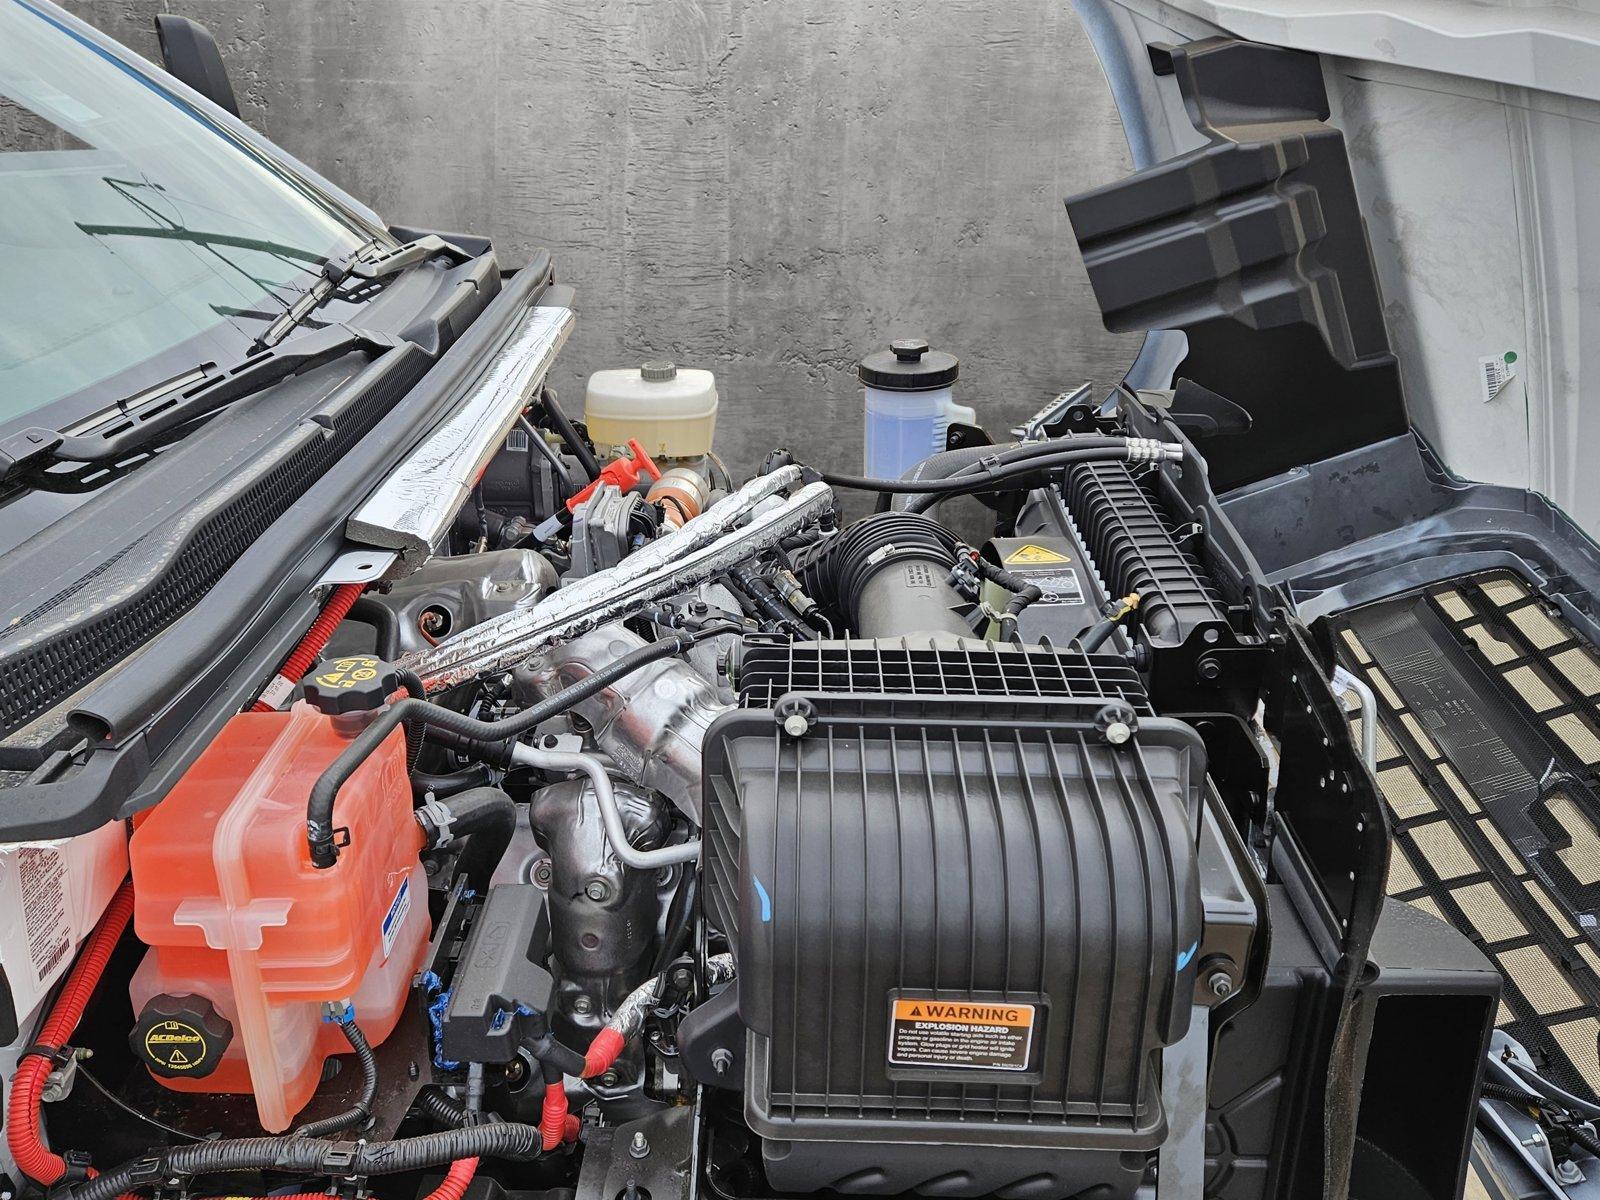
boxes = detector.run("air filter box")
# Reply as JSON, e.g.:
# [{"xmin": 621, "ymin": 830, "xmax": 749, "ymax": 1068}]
[{"xmin": 703, "ymin": 687, "xmax": 1206, "ymax": 1199}]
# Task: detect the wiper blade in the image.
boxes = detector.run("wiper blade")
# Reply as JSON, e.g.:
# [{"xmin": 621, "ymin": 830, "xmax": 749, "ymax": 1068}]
[
  {"xmin": 0, "ymin": 324, "xmax": 397, "ymax": 482},
  {"xmin": 255, "ymin": 235, "xmax": 472, "ymax": 350}
]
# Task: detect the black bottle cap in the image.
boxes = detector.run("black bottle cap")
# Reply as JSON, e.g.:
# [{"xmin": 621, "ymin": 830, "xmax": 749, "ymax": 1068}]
[
  {"xmin": 131, "ymin": 994, "xmax": 233, "ymax": 1079},
  {"xmin": 302, "ymin": 654, "xmax": 400, "ymax": 716},
  {"xmin": 858, "ymin": 338, "xmax": 959, "ymax": 391}
]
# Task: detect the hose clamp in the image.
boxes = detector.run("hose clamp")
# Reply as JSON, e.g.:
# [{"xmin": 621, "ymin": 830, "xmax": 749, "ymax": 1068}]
[{"xmin": 417, "ymin": 798, "xmax": 455, "ymax": 847}]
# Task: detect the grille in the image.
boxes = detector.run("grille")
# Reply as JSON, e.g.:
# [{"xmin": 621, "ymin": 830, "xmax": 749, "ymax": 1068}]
[
  {"xmin": 737, "ymin": 637, "xmax": 1151, "ymax": 712},
  {"xmin": 0, "ymin": 350, "xmax": 425, "ymax": 737},
  {"xmin": 1336, "ymin": 570, "xmax": 1600, "ymax": 1100}
]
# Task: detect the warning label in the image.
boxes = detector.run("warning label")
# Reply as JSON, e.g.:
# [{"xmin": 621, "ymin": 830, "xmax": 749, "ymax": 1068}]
[
  {"xmin": 888, "ymin": 998, "xmax": 1037, "ymax": 1071},
  {"xmin": 1004, "ymin": 544, "xmax": 1072, "ymax": 566}
]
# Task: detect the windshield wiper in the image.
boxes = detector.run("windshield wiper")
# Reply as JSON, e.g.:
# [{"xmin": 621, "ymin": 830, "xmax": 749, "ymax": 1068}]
[
  {"xmin": 255, "ymin": 235, "xmax": 472, "ymax": 349},
  {"xmin": 0, "ymin": 323, "xmax": 397, "ymax": 483}
]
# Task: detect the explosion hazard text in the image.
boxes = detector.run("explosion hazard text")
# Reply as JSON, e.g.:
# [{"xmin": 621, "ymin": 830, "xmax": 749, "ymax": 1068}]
[{"xmin": 887, "ymin": 998, "xmax": 1037, "ymax": 1071}]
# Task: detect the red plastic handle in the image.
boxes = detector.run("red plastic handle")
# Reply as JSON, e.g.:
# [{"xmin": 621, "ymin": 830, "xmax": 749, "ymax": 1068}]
[{"xmin": 566, "ymin": 438, "xmax": 662, "ymax": 512}]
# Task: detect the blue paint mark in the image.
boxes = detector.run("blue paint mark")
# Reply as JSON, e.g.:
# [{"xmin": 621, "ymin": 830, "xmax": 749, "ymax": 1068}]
[
  {"xmin": 753, "ymin": 876, "xmax": 773, "ymax": 923},
  {"xmin": 1176, "ymin": 941, "xmax": 1198, "ymax": 971}
]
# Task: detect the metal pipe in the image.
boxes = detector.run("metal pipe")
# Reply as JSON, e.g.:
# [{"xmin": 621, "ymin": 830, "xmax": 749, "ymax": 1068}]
[
  {"xmin": 1332, "ymin": 665, "xmax": 1378, "ymax": 772},
  {"xmin": 405, "ymin": 470, "xmax": 832, "ymax": 690},
  {"xmin": 510, "ymin": 742, "xmax": 700, "ymax": 869}
]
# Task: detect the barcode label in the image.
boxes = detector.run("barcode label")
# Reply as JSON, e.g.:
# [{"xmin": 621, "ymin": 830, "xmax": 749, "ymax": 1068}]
[
  {"xmin": 1479, "ymin": 352, "xmax": 1517, "ymax": 404},
  {"xmin": 506, "ymin": 428, "xmax": 530, "ymax": 452}
]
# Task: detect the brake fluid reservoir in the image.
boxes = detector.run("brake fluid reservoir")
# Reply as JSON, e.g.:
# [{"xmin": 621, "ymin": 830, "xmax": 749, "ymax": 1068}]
[
  {"xmin": 859, "ymin": 338, "xmax": 971, "ymax": 479},
  {"xmin": 128, "ymin": 656, "xmax": 426, "ymax": 1133},
  {"xmin": 584, "ymin": 361, "xmax": 718, "ymax": 462}
]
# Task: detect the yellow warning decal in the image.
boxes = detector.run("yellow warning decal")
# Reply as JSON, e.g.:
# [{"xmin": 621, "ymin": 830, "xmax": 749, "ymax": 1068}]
[
  {"xmin": 311, "ymin": 656, "xmax": 381, "ymax": 691},
  {"xmin": 1004, "ymin": 544, "xmax": 1072, "ymax": 566},
  {"xmin": 144, "ymin": 1020, "xmax": 207, "ymax": 1071}
]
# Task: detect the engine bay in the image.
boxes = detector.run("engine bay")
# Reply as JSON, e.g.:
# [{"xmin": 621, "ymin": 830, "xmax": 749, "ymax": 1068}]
[{"xmin": 9, "ymin": 369, "xmax": 1431, "ymax": 1200}]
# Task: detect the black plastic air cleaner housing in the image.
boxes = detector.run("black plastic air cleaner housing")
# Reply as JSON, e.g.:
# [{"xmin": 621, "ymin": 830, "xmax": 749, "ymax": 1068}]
[{"xmin": 703, "ymin": 672, "xmax": 1205, "ymax": 1199}]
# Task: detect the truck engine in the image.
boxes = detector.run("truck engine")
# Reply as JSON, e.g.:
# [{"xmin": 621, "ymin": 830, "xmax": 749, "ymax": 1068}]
[{"xmin": 8, "ymin": 338, "xmax": 1457, "ymax": 1200}]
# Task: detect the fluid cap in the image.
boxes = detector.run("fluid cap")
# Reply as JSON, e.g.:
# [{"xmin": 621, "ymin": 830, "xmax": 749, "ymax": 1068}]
[
  {"xmin": 640, "ymin": 361, "xmax": 678, "ymax": 382},
  {"xmin": 302, "ymin": 654, "xmax": 400, "ymax": 716},
  {"xmin": 131, "ymin": 994, "xmax": 233, "ymax": 1079},
  {"xmin": 857, "ymin": 338, "xmax": 959, "ymax": 391}
]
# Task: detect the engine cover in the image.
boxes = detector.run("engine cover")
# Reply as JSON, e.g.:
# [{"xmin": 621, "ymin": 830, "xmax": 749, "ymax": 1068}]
[{"xmin": 703, "ymin": 655, "xmax": 1206, "ymax": 1200}]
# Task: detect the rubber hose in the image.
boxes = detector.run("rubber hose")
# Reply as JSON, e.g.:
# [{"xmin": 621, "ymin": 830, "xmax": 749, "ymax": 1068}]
[
  {"xmin": 69, "ymin": 1123, "xmax": 543, "ymax": 1200},
  {"xmin": 290, "ymin": 1020, "xmax": 378, "ymax": 1139},
  {"xmin": 822, "ymin": 438, "xmax": 1125, "ymax": 495},
  {"xmin": 541, "ymin": 387, "xmax": 602, "ymax": 483},
  {"xmin": 349, "ymin": 596, "xmax": 401, "ymax": 660},
  {"xmin": 307, "ymin": 627, "xmax": 733, "ymax": 868},
  {"xmin": 901, "ymin": 447, "xmax": 1138, "ymax": 515},
  {"xmin": 411, "ymin": 763, "xmax": 495, "ymax": 801},
  {"xmin": 416, "ymin": 786, "xmax": 517, "ymax": 891},
  {"xmin": 418, "ymin": 1089, "xmax": 470, "ymax": 1129}
]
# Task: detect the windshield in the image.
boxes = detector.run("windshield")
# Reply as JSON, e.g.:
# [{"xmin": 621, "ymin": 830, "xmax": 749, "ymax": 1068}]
[{"xmin": 0, "ymin": 1, "xmax": 388, "ymax": 426}]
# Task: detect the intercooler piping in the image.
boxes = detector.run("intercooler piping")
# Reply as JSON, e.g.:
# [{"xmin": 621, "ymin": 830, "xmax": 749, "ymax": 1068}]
[{"xmin": 402, "ymin": 467, "xmax": 834, "ymax": 690}]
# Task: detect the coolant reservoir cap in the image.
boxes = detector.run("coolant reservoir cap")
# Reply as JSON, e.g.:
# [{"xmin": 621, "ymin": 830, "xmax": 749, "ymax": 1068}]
[
  {"xmin": 640, "ymin": 360, "xmax": 678, "ymax": 382},
  {"xmin": 858, "ymin": 338, "xmax": 959, "ymax": 390},
  {"xmin": 302, "ymin": 654, "xmax": 400, "ymax": 716},
  {"xmin": 131, "ymin": 994, "xmax": 232, "ymax": 1079}
]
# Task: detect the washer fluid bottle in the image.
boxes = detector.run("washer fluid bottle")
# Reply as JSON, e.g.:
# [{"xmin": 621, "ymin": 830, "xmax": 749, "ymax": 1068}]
[
  {"xmin": 859, "ymin": 337, "xmax": 971, "ymax": 480},
  {"xmin": 128, "ymin": 655, "xmax": 427, "ymax": 1132}
]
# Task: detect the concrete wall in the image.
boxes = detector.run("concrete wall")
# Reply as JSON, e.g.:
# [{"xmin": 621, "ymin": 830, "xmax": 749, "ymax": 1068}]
[{"xmin": 65, "ymin": 0, "xmax": 1138, "ymax": 477}]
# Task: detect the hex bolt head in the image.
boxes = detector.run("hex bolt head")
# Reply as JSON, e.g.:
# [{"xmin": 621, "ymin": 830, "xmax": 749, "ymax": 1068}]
[
  {"xmin": 532, "ymin": 859, "xmax": 553, "ymax": 888},
  {"xmin": 572, "ymin": 995, "xmax": 594, "ymax": 1016},
  {"xmin": 584, "ymin": 878, "xmax": 610, "ymax": 902},
  {"xmin": 629, "ymin": 1130, "xmax": 650, "ymax": 1159},
  {"xmin": 710, "ymin": 1047, "xmax": 734, "ymax": 1076},
  {"xmin": 1104, "ymin": 721, "xmax": 1132, "ymax": 745},
  {"xmin": 782, "ymin": 713, "xmax": 810, "ymax": 738},
  {"xmin": 1208, "ymin": 971, "xmax": 1234, "ymax": 999}
]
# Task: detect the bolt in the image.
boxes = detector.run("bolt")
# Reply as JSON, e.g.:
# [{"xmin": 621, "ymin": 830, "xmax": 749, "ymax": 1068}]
[
  {"xmin": 408, "ymin": 1060, "xmax": 420, "ymax": 1081},
  {"xmin": 1197, "ymin": 656, "xmax": 1222, "ymax": 682},
  {"xmin": 783, "ymin": 713, "xmax": 810, "ymax": 738},
  {"xmin": 600, "ymin": 1070, "xmax": 619, "ymax": 1088},
  {"xmin": 1208, "ymin": 971, "xmax": 1234, "ymax": 999},
  {"xmin": 671, "ymin": 967, "xmax": 694, "ymax": 992},
  {"xmin": 532, "ymin": 860, "xmax": 553, "ymax": 888},
  {"xmin": 585, "ymin": 878, "xmax": 610, "ymax": 902},
  {"xmin": 710, "ymin": 1047, "xmax": 733, "ymax": 1076},
  {"xmin": 1104, "ymin": 720, "xmax": 1131, "ymax": 745},
  {"xmin": 1557, "ymin": 1160, "xmax": 1584, "ymax": 1185},
  {"xmin": 572, "ymin": 995, "xmax": 594, "ymax": 1016},
  {"xmin": 630, "ymin": 1130, "xmax": 650, "ymax": 1159}
]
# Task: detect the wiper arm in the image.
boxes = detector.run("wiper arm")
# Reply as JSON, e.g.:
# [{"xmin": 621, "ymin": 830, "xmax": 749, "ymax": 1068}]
[
  {"xmin": 0, "ymin": 323, "xmax": 397, "ymax": 482},
  {"xmin": 255, "ymin": 235, "xmax": 473, "ymax": 350}
]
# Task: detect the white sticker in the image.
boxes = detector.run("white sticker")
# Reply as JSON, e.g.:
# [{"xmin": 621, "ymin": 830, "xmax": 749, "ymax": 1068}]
[
  {"xmin": 381, "ymin": 877, "xmax": 411, "ymax": 959},
  {"xmin": 257, "ymin": 675, "xmax": 295, "ymax": 710},
  {"xmin": 19, "ymin": 847, "xmax": 71, "ymax": 981},
  {"xmin": 1479, "ymin": 352, "xmax": 1518, "ymax": 404}
]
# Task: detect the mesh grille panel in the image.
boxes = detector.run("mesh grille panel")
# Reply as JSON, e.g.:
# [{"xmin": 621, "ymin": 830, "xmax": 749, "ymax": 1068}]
[{"xmin": 1336, "ymin": 569, "xmax": 1600, "ymax": 1101}]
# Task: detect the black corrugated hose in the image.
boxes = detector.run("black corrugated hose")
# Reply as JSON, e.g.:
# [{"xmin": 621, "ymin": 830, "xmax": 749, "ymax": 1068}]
[
  {"xmin": 67, "ymin": 1122, "xmax": 543, "ymax": 1200},
  {"xmin": 290, "ymin": 1019, "xmax": 378, "ymax": 1139},
  {"xmin": 307, "ymin": 626, "xmax": 739, "ymax": 868},
  {"xmin": 966, "ymin": 554, "xmax": 1044, "ymax": 642}
]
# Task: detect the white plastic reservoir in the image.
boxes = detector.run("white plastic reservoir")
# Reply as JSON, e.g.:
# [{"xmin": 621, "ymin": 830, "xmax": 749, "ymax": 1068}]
[
  {"xmin": 859, "ymin": 339, "xmax": 971, "ymax": 479},
  {"xmin": 584, "ymin": 361, "xmax": 718, "ymax": 461}
]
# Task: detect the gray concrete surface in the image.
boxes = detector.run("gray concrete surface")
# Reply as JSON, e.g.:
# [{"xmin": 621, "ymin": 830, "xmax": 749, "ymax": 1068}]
[{"xmin": 65, "ymin": 0, "xmax": 1139, "ymax": 477}]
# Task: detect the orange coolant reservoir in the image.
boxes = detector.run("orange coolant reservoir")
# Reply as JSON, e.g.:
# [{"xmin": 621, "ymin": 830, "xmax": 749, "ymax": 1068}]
[{"xmin": 129, "ymin": 660, "xmax": 427, "ymax": 1133}]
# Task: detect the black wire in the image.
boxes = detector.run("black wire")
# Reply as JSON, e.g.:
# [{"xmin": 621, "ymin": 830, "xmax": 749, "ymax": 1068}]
[
  {"xmin": 541, "ymin": 387, "xmax": 602, "ymax": 483},
  {"xmin": 75, "ymin": 1061, "xmax": 210, "ymax": 1143}
]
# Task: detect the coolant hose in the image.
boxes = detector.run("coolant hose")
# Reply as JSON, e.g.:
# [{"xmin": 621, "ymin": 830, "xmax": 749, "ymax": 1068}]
[
  {"xmin": 8, "ymin": 881, "xmax": 134, "ymax": 1186},
  {"xmin": 349, "ymin": 595, "xmax": 401, "ymax": 660},
  {"xmin": 901, "ymin": 443, "xmax": 1181, "ymax": 515},
  {"xmin": 289, "ymin": 1018, "xmax": 378, "ymax": 1139},
  {"xmin": 414, "ymin": 786, "xmax": 517, "ymax": 890},
  {"xmin": 250, "ymin": 583, "xmax": 365, "ymax": 712},
  {"xmin": 541, "ymin": 387, "xmax": 602, "ymax": 483},
  {"xmin": 307, "ymin": 626, "xmax": 737, "ymax": 868},
  {"xmin": 67, "ymin": 1124, "xmax": 543, "ymax": 1200}
]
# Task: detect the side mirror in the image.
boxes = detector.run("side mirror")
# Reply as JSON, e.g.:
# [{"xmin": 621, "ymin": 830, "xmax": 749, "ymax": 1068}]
[{"xmin": 153, "ymin": 15, "xmax": 241, "ymax": 119}]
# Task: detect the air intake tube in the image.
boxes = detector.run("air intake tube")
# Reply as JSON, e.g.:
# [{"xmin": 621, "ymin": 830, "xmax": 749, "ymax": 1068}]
[{"xmin": 803, "ymin": 513, "xmax": 968, "ymax": 638}]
